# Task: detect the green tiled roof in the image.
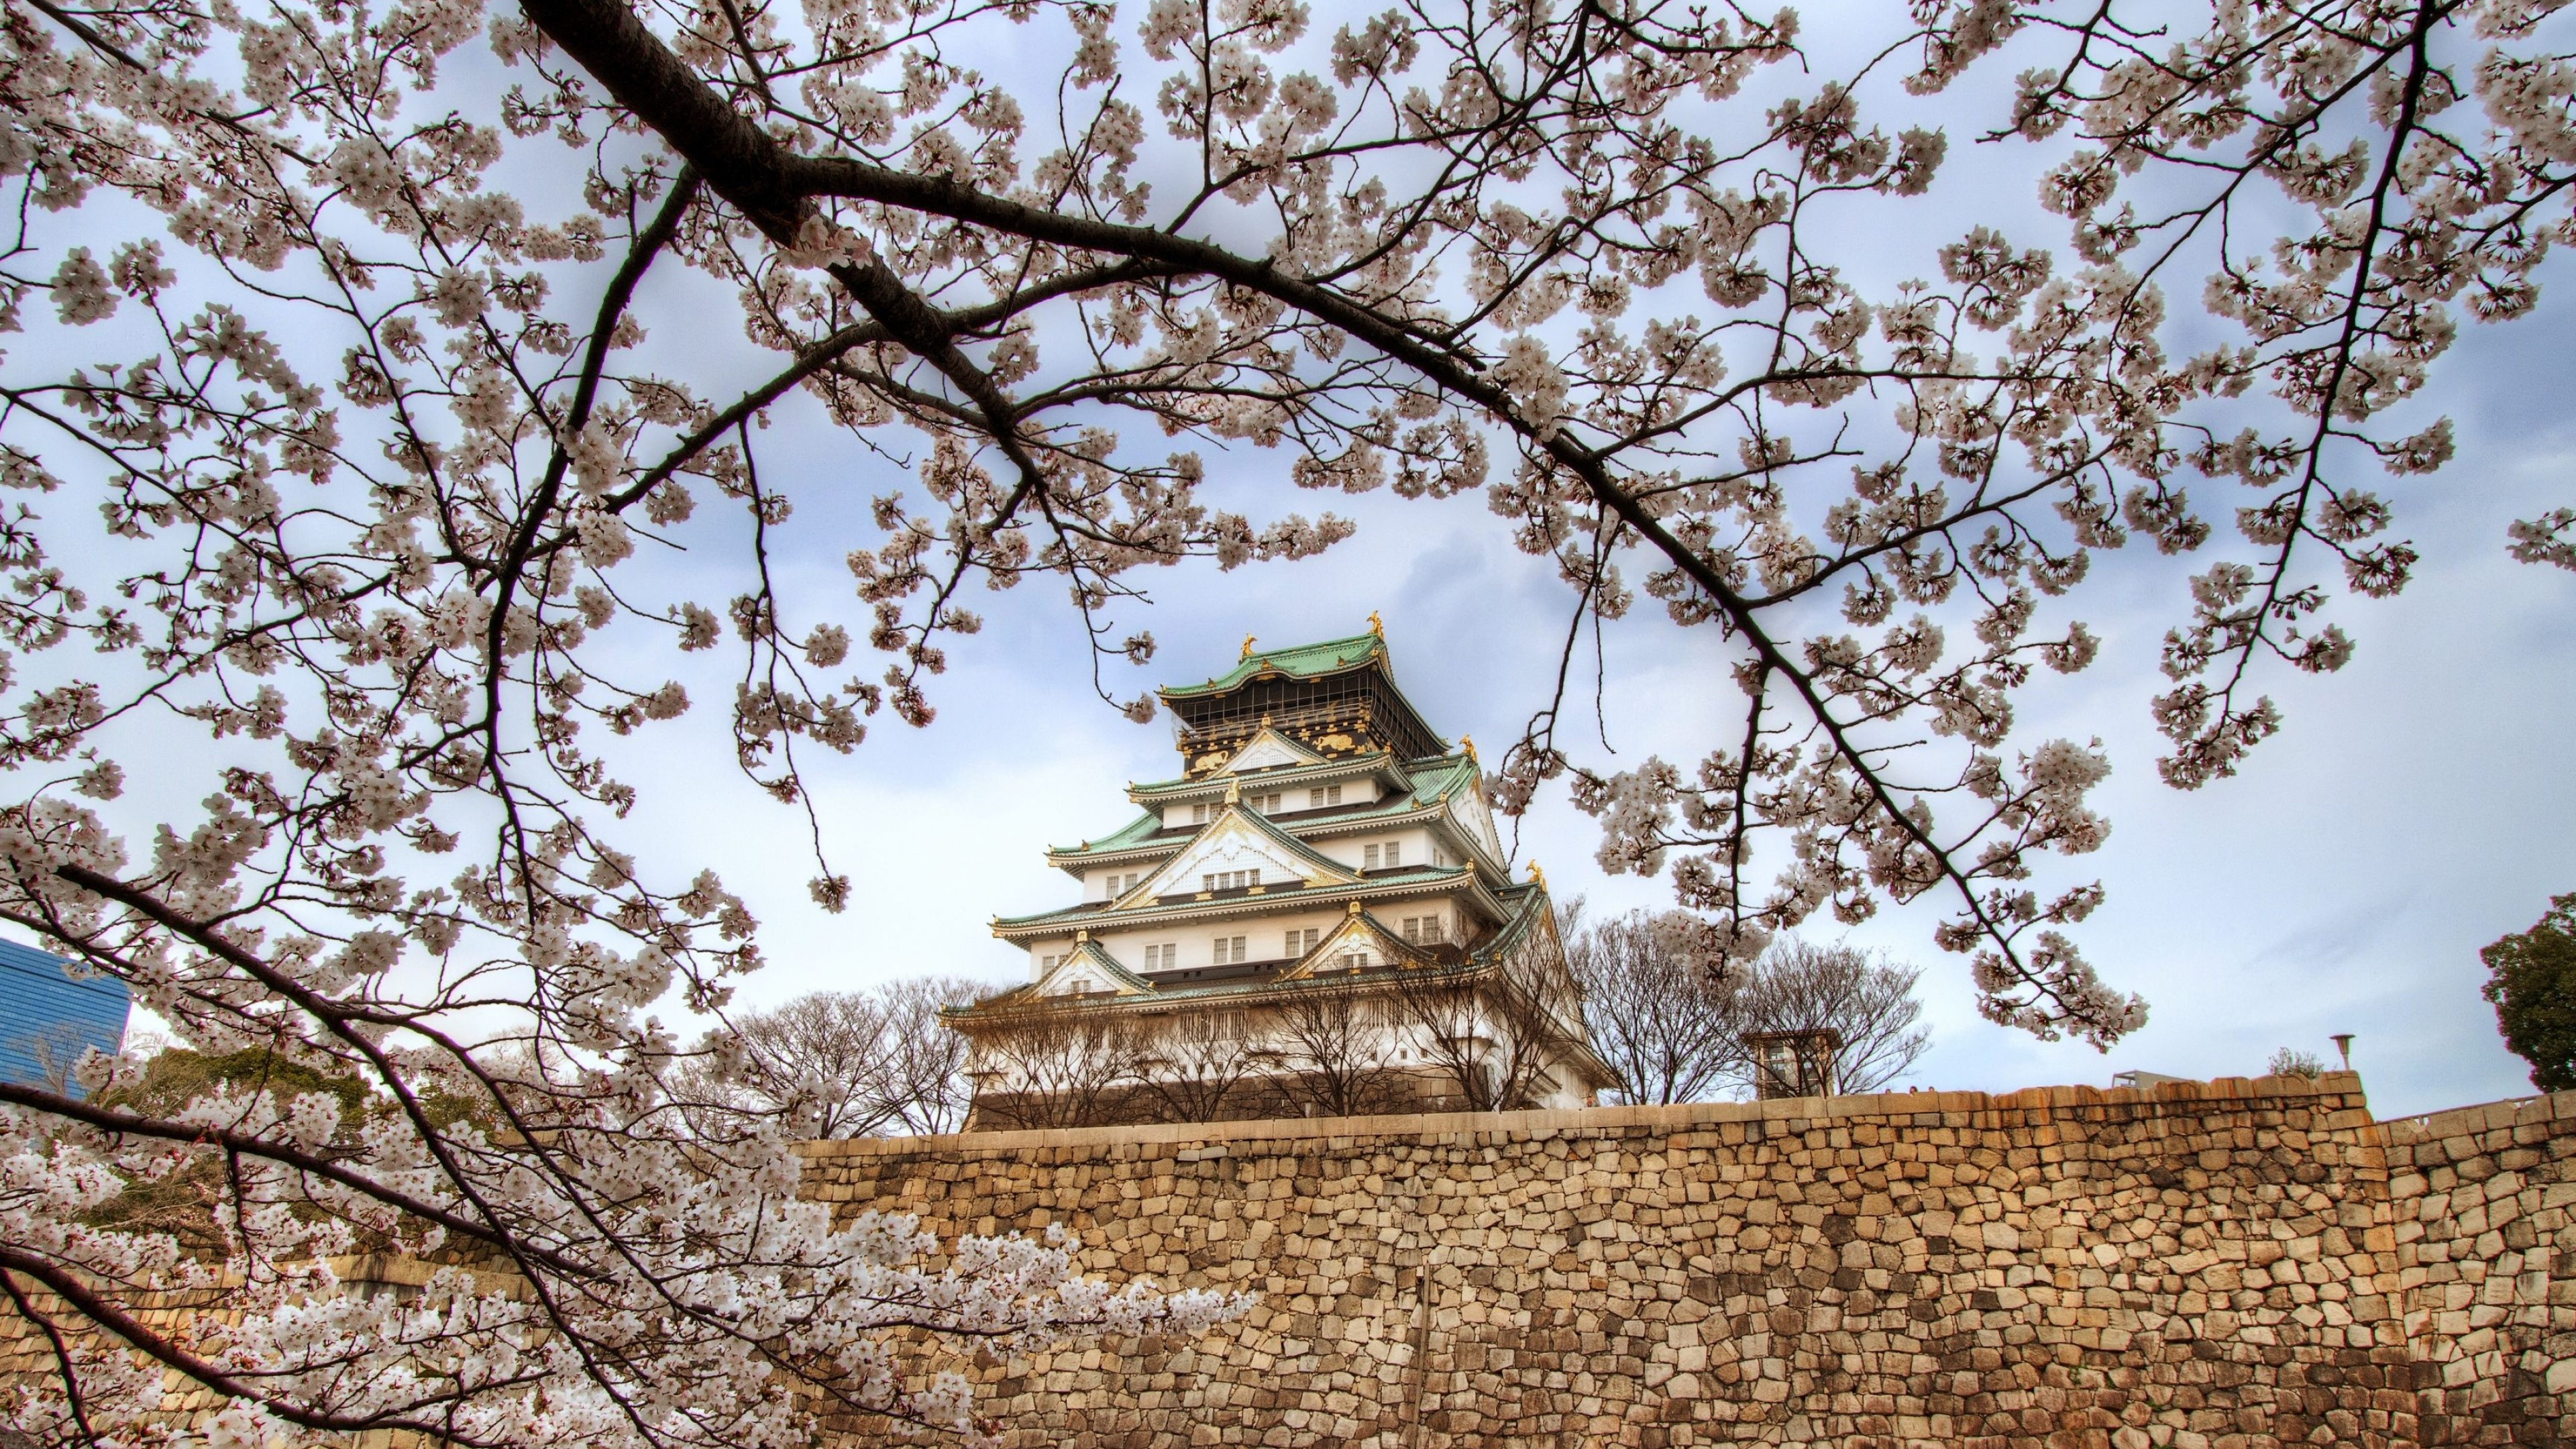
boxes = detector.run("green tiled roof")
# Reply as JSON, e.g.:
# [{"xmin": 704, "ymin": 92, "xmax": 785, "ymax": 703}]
[
  {"xmin": 1047, "ymin": 753, "xmax": 1481, "ymax": 867},
  {"xmin": 1387, "ymin": 755, "xmax": 1477, "ymax": 812},
  {"xmin": 964, "ymin": 880, "xmax": 1563, "ymax": 1018},
  {"xmin": 994, "ymin": 863, "xmax": 1478, "ymax": 932},
  {"xmin": 1045, "ymin": 812, "xmax": 1168, "ymax": 861},
  {"xmin": 1127, "ymin": 749, "xmax": 1403, "ymax": 800},
  {"xmin": 1159, "ymin": 632, "xmax": 1389, "ymax": 700}
]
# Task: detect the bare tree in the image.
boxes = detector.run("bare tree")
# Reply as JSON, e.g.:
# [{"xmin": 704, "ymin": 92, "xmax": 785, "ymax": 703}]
[
  {"xmin": 700, "ymin": 976, "xmax": 987, "ymax": 1137},
  {"xmin": 15, "ymin": 1024, "xmax": 96, "ymax": 1099},
  {"xmin": 1733, "ymin": 941, "xmax": 1932, "ymax": 1096},
  {"xmin": 1269, "ymin": 991, "xmax": 1403, "ymax": 1119},
  {"xmin": 1135, "ymin": 1012, "xmax": 1261, "ymax": 1124},
  {"xmin": 965, "ymin": 1013, "xmax": 1146, "ymax": 1130},
  {"xmin": 874, "ymin": 977, "xmax": 982, "ymax": 1136},
  {"xmin": 723, "ymin": 990, "xmax": 896, "ymax": 1137},
  {"xmin": 1393, "ymin": 941, "xmax": 1586, "ymax": 1114},
  {"xmin": 1565, "ymin": 910, "xmax": 1743, "ymax": 1106},
  {"xmin": 1390, "ymin": 971, "xmax": 1510, "ymax": 1112}
]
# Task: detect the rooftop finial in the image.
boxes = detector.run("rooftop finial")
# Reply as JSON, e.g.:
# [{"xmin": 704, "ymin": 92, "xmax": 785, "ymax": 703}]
[
  {"xmin": 1240, "ymin": 633, "xmax": 1257, "ymax": 659},
  {"xmin": 1348, "ymin": 899, "xmax": 1362, "ymax": 915},
  {"xmin": 1367, "ymin": 610, "xmax": 1384, "ymax": 637},
  {"xmin": 1460, "ymin": 733, "xmax": 1476, "ymax": 760},
  {"xmin": 1224, "ymin": 776, "xmax": 1240, "ymax": 804},
  {"xmin": 1526, "ymin": 860, "xmax": 1547, "ymax": 890}
]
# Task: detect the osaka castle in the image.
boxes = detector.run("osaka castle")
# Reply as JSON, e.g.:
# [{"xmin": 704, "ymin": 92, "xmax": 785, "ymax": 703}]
[{"xmin": 949, "ymin": 624, "xmax": 1614, "ymax": 1130}]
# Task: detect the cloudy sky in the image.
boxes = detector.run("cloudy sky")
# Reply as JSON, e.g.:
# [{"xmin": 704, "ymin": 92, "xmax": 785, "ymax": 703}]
[
  {"xmin": 559, "ymin": 14, "xmax": 2576, "ymax": 1124},
  {"xmin": 608, "ymin": 276, "xmax": 2576, "ymax": 1124},
  {"xmin": 31, "ymin": 1, "xmax": 2573, "ymax": 1122}
]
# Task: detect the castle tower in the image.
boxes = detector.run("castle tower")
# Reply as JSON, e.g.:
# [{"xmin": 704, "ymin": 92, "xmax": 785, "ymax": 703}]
[{"xmin": 949, "ymin": 627, "xmax": 1612, "ymax": 1129}]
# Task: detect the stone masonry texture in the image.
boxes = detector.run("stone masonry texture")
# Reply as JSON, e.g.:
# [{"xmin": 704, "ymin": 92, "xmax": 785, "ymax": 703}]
[{"xmin": 797, "ymin": 1073, "xmax": 2576, "ymax": 1448}]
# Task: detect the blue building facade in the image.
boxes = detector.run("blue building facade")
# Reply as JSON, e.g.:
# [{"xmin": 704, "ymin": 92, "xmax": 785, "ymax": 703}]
[{"xmin": 0, "ymin": 936, "xmax": 129, "ymax": 1093}]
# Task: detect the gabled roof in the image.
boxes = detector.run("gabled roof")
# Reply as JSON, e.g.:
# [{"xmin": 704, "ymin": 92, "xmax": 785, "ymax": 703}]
[
  {"xmin": 1220, "ymin": 727, "xmax": 1329, "ymax": 773},
  {"xmin": 1160, "ymin": 632, "xmax": 1391, "ymax": 701},
  {"xmin": 992, "ymin": 862, "xmax": 1488, "ymax": 938},
  {"xmin": 964, "ymin": 879, "xmax": 1604, "ymax": 1049},
  {"xmin": 1046, "ymin": 811, "xmax": 1168, "ymax": 863},
  {"xmin": 1024, "ymin": 937, "xmax": 1156, "ymax": 998},
  {"xmin": 1277, "ymin": 902, "xmax": 1434, "ymax": 981},
  {"xmin": 1128, "ymin": 749, "xmax": 1408, "ymax": 804},
  {"xmin": 1108, "ymin": 800, "xmax": 1360, "ymax": 908},
  {"xmin": 1476, "ymin": 879, "xmax": 1554, "ymax": 960},
  {"xmin": 1044, "ymin": 752, "xmax": 1499, "ymax": 878}
]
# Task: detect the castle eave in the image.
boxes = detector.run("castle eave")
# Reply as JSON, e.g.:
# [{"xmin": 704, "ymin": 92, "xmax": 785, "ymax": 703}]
[
  {"xmin": 1126, "ymin": 752, "xmax": 1413, "ymax": 805},
  {"xmin": 992, "ymin": 867, "xmax": 1495, "ymax": 943}
]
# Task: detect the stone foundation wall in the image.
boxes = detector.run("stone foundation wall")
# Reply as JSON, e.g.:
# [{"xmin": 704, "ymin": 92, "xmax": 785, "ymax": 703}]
[
  {"xmin": 798, "ymin": 1073, "xmax": 2576, "ymax": 1449},
  {"xmin": 2380, "ymin": 1091, "xmax": 2576, "ymax": 1444}
]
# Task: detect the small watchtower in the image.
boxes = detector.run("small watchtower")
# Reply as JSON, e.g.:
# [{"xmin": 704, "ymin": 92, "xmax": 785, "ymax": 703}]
[{"xmin": 1744, "ymin": 1028, "xmax": 1841, "ymax": 1100}]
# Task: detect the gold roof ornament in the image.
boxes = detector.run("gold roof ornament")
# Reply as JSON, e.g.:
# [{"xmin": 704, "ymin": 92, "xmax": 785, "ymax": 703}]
[
  {"xmin": 1240, "ymin": 633, "xmax": 1257, "ymax": 659},
  {"xmin": 1224, "ymin": 777, "xmax": 1241, "ymax": 804},
  {"xmin": 1348, "ymin": 900, "xmax": 1363, "ymax": 915},
  {"xmin": 1367, "ymin": 610, "xmax": 1384, "ymax": 637},
  {"xmin": 1526, "ymin": 860, "xmax": 1547, "ymax": 890},
  {"xmin": 1077, "ymin": 928, "xmax": 1091, "ymax": 943},
  {"xmin": 1460, "ymin": 733, "xmax": 1476, "ymax": 760}
]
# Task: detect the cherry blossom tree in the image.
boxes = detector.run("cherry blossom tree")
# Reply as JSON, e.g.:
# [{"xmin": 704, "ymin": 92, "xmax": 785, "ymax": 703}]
[{"xmin": 0, "ymin": 0, "xmax": 2570, "ymax": 1438}]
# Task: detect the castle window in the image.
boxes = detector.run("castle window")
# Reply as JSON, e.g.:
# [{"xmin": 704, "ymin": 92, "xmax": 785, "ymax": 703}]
[
  {"xmin": 1309, "ymin": 784, "xmax": 1342, "ymax": 808},
  {"xmin": 1250, "ymin": 792, "xmax": 1283, "ymax": 813},
  {"xmin": 1191, "ymin": 803, "xmax": 1211, "ymax": 824},
  {"xmin": 1041, "ymin": 953, "xmax": 1063, "ymax": 969},
  {"xmin": 1364, "ymin": 845, "xmax": 1379, "ymax": 869},
  {"xmin": 1285, "ymin": 927, "xmax": 1320, "ymax": 957},
  {"xmin": 1214, "ymin": 935, "xmax": 1248, "ymax": 965},
  {"xmin": 1201, "ymin": 869, "xmax": 1256, "ymax": 892},
  {"xmin": 1144, "ymin": 943, "xmax": 1177, "ymax": 969},
  {"xmin": 1384, "ymin": 842, "xmax": 1401, "ymax": 869}
]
